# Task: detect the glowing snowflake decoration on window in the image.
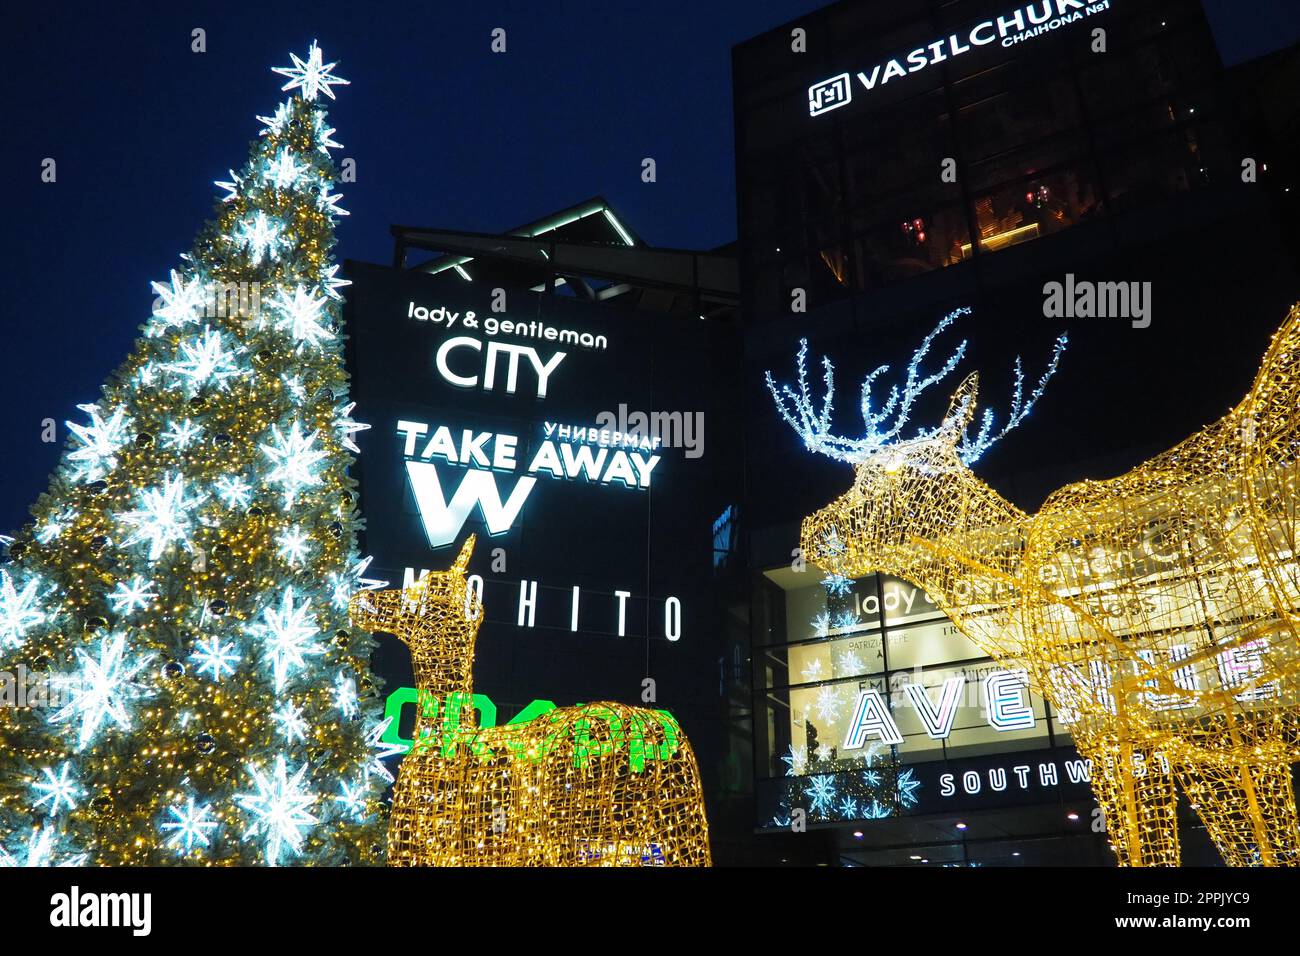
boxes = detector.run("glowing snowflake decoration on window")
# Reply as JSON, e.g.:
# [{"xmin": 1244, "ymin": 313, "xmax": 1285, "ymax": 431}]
[
  {"xmin": 191, "ymin": 636, "xmax": 240, "ymax": 681},
  {"xmin": 800, "ymin": 658, "xmax": 826, "ymax": 682},
  {"xmin": 837, "ymin": 796, "xmax": 860, "ymax": 819},
  {"xmin": 275, "ymin": 525, "xmax": 311, "ymax": 567},
  {"xmin": 149, "ymin": 270, "xmax": 208, "ymax": 332},
  {"xmin": 812, "ymin": 685, "xmax": 842, "ymax": 725},
  {"xmin": 810, "ymin": 611, "xmax": 832, "ymax": 638},
  {"xmin": 117, "ymin": 473, "xmax": 205, "ymax": 560},
  {"xmin": 66, "ymin": 403, "xmax": 131, "ymax": 481},
  {"xmin": 272, "ymin": 700, "xmax": 308, "ymax": 743},
  {"xmin": 32, "ymin": 762, "xmax": 83, "ymax": 815},
  {"xmin": 246, "ymin": 587, "xmax": 321, "ymax": 691},
  {"xmin": 52, "ymin": 631, "xmax": 156, "ymax": 750},
  {"xmin": 164, "ymin": 327, "xmax": 246, "ymax": 394},
  {"xmin": 108, "ymin": 575, "xmax": 158, "ymax": 616},
  {"xmin": 0, "ymin": 570, "xmax": 46, "ymax": 649},
  {"xmin": 214, "ymin": 475, "xmax": 253, "ymax": 510},
  {"xmin": 803, "ymin": 774, "xmax": 837, "ymax": 815},
  {"xmin": 234, "ymin": 756, "xmax": 319, "ymax": 866},
  {"xmin": 273, "ymin": 40, "xmax": 350, "ymax": 102},
  {"xmin": 821, "ymin": 573, "xmax": 853, "ymax": 597},
  {"xmin": 260, "ymin": 422, "xmax": 327, "ymax": 507},
  {"xmin": 268, "ymin": 285, "xmax": 333, "ymax": 350},
  {"xmin": 832, "ymin": 609, "xmax": 861, "ymax": 630},
  {"xmin": 328, "ymin": 555, "xmax": 387, "ymax": 610},
  {"xmin": 233, "ymin": 210, "xmax": 285, "ymax": 266},
  {"xmin": 780, "ymin": 743, "xmax": 808, "ymax": 777},
  {"xmin": 897, "ymin": 768, "xmax": 921, "ymax": 808},
  {"xmin": 837, "ymin": 649, "xmax": 866, "ymax": 676},
  {"xmin": 161, "ymin": 797, "xmax": 219, "ymax": 853},
  {"xmin": 0, "ymin": 826, "xmax": 87, "ymax": 867},
  {"xmin": 364, "ymin": 717, "xmax": 404, "ymax": 783},
  {"xmin": 864, "ymin": 800, "xmax": 893, "ymax": 820}
]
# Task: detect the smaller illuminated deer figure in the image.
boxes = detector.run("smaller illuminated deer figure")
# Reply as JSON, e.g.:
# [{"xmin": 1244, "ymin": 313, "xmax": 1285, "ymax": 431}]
[
  {"xmin": 349, "ymin": 536, "xmax": 711, "ymax": 866},
  {"xmin": 769, "ymin": 305, "xmax": 1300, "ymax": 867}
]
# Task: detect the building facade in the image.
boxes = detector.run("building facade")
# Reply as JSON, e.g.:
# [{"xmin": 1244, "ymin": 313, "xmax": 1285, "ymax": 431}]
[{"xmin": 731, "ymin": 0, "xmax": 1300, "ymax": 865}]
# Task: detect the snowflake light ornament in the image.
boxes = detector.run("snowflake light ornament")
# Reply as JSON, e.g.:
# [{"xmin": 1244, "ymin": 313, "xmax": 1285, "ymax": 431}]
[
  {"xmin": 161, "ymin": 797, "xmax": 219, "ymax": 854},
  {"xmin": 235, "ymin": 756, "xmax": 319, "ymax": 866},
  {"xmin": 108, "ymin": 575, "xmax": 158, "ymax": 616},
  {"xmin": 32, "ymin": 762, "xmax": 83, "ymax": 815},
  {"xmin": 261, "ymin": 422, "xmax": 328, "ymax": 506},
  {"xmin": 149, "ymin": 270, "xmax": 208, "ymax": 333},
  {"xmin": 272, "ymin": 700, "xmax": 308, "ymax": 743},
  {"xmin": 364, "ymin": 717, "xmax": 404, "ymax": 783},
  {"xmin": 273, "ymin": 40, "xmax": 350, "ymax": 102},
  {"xmin": 268, "ymin": 285, "xmax": 333, "ymax": 350},
  {"xmin": 246, "ymin": 587, "xmax": 322, "ymax": 691},
  {"xmin": 66, "ymin": 403, "xmax": 132, "ymax": 481},
  {"xmin": 328, "ymin": 555, "xmax": 387, "ymax": 610},
  {"xmin": 803, "ymin": 774, "xmax": 837, "ymax": 815},
  {"xmin": 117, "ymin": 472, "xmax": 205, "ymax": 560},
  {"xmin": 191, "ymin": 636, "xmax": 240, "ymax": 682},
  {"xmin": 233, "ymin": 210, "xmax": 285, "ymax": 266},
  {"xmin": 0, "ymin": 826, "xmax": 87, "ymax": 867},
  {"xmin": 335, "ymin": 779, "xmax": 370, "ymax": 821},
  {"xmin": 164, "ymin": 327, "xmax": 246, "ymax": 394},
  {"xmin": 0, "ymin": 570, "xmax": 46, "ymax": 649},
  {"xmin": 332, "ymin": 402, "xmax": 370, "ymax": 454},
  {"xmin": 52, "ymin": 631, "xmax": 156, "ymax": 750}
]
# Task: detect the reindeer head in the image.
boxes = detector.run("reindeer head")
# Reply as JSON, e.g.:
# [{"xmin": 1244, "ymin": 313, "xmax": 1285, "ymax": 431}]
[
  {"xmin": 766, "ymin": 308, "xmax": 1066, "ymax": 579},
  {"xmin": 350, "ymin": 535, "xmax": 482, "ymax": 695}
]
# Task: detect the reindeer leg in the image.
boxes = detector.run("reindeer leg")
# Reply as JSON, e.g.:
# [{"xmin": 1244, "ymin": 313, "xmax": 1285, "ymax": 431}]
[
  {"xmin": 1179, "ymin": 756, "xmax": 1300, "ymax": 866},
  {"xmin": 1077, "ymin": 738, "xmax": 1181, "ymax": 866}
]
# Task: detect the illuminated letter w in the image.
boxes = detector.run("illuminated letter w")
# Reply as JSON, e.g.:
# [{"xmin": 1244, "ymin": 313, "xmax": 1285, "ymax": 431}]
[{"xmin": 406, "ymin": 461, "xmax": 537, "ymax": 547}]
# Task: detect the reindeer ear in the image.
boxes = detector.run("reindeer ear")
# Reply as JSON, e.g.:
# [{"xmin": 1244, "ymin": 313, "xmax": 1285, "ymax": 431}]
[
  {"xmin": 940, "ymin": 372, "xmax": 980, "ymax": 436},
  {"xmin": 451, "ymin": 534, "xmax": 477, "ymax": 574}
]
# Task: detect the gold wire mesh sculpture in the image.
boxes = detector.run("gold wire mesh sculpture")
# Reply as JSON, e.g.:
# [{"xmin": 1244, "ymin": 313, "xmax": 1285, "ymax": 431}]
[
  {"xmin": 349, "ymin": 536, "xmax": 712, "ymax": 866},
  {"xmin": 769, "ymin": 305, "xmax": 1300, "ymax": 866}
]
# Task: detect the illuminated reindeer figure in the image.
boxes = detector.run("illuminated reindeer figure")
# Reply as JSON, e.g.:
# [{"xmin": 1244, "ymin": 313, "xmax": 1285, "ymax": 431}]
[
  {"xmin": 349, "ymin": 536, "xmax": 711, "ymax": 866},
  {"xmin": 768, "ymin": 305, "xmax": 1300, "ymax": 867}
]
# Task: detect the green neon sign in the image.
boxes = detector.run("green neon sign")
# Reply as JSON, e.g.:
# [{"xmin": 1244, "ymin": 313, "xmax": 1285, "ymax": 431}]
[{"xmin": 380, "ymin": 688, "xmax": 682, "ymax": 771}]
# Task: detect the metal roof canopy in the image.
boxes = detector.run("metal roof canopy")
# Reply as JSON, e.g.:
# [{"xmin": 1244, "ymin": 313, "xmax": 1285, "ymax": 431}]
[{"xmin": 391, "ymin": 197, "xmax": 738, "ymax": 318}]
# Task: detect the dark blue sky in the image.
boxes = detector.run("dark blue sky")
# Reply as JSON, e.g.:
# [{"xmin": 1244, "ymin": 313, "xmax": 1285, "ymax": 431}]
[{"xmin": 3, "ymin": 0, "xmax": 1298, "ymax": 534}]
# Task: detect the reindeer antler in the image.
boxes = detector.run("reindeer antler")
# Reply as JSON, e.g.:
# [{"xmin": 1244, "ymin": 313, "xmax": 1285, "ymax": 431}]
[{"xmin": 766, "ymin": 307, "xmax": 1067, "ymax": 466}]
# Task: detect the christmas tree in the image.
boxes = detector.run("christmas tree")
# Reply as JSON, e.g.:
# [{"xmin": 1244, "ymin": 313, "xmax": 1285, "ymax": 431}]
[{"xmin": 0, "ymin": 42, "xmax": 391, "ymax": 865}]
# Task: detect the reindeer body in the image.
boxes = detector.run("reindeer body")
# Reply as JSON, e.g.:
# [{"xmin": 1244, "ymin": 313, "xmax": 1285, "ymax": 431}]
[
  {"xmin": 350, "ymin": 537, "xmax": 711, "ymax": 867},
  {"xmin": 777, "ymin": 305, "xmax": 1300, "ymax": 866}
]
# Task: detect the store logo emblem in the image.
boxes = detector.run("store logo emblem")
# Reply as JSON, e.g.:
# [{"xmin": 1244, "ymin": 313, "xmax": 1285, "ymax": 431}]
[{"xmin": 808, "ymin": 73, "xmax": 851, "ymax": 117}]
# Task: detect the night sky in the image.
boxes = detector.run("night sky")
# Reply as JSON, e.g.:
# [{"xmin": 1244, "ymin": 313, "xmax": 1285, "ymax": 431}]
[{"xmin": 3, "ymin": 0, "xmax": 1298, "ymax": 534}]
